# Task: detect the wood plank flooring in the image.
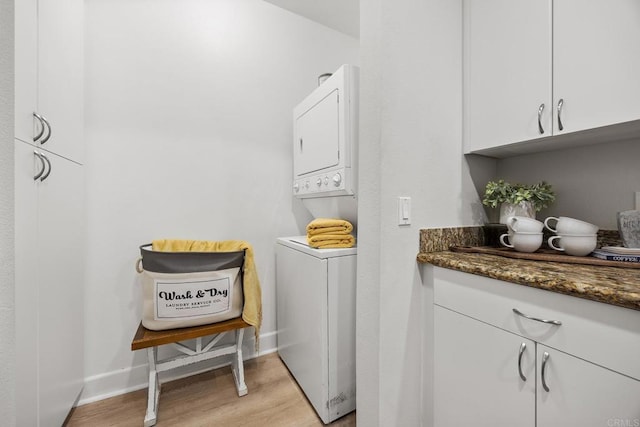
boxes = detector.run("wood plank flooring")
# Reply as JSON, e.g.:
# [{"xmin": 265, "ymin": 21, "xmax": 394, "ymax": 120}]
[{"xmin": 65, "ymin": 352, "xmax": 356, "ymax": 426}]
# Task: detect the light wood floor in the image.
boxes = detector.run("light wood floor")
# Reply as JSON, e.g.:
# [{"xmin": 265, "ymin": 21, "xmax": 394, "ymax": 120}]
[{"xmin": 65, "ymin": 352, "xmax": 356, "ymax": 426}]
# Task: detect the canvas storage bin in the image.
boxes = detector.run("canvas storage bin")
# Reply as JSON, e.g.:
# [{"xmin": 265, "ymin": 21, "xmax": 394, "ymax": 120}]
[{"xmin": 137, "ymin": 244, "xmax": 245, "ymax": 331}]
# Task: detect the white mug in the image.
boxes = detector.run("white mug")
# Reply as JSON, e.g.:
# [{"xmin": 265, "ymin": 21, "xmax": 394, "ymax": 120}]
[
  {"xmin": 547, "ymin": 234, "xmax": 597, "ymax": 256},
  {"xmin": 544, "ymin": 216, "xmax": 599, "ymax": 235},
  {"xmin": 500, "ymin": 232, "xmax": 543, "ymax": 253},
  {"xmin": 507, "ymin": 216, "xmax": 544, "ymax": 233}
]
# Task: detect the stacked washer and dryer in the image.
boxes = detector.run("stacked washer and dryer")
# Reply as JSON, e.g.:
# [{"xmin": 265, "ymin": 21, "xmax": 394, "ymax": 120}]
[{"xmin": 276, "ymin": 64, "xmax": 359, "ymax": 424}]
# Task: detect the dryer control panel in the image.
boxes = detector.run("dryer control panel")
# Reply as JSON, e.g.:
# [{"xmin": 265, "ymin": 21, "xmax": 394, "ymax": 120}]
[{"xmin": 293, "ymin": 168, "xmax": 353, "ymax": 197}]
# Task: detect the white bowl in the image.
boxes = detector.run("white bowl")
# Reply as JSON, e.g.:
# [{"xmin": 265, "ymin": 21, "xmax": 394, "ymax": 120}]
[
  {"xmin": 506, "ymin": 216, "xmax": 544, "ymax": 233},
  {"xmin": 500, "ymin": 232, "xmax": 543, "ymax": 253},
  {"xmin": 547, "ymin": 234, "xmax": 597, "ymax": 256},
  {"xmin": 544, "ymin": 216, "xmax": 599, "ymax": 235}
]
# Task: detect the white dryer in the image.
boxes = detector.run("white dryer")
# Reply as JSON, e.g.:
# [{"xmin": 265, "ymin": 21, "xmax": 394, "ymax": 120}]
[
  {"xmin": 276, "ymin": 237, "xmax": 356, "ymax": 423},
  {"xmin": 292, "ymin": 64, "xmax": 359, "ymax": 225}
]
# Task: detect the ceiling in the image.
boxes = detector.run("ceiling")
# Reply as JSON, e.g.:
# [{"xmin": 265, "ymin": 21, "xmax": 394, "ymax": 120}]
[{"xmin": 262, "ymin": 0, "xmax": 359, "ymax": 39}]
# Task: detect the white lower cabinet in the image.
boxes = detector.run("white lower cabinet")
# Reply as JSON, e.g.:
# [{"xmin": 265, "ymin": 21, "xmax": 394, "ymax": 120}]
[
  {"xmin": 537, "ymin": 345, "xmax": 640, "ymax": 427},
  {"xmin": 435, "ymin": 306, "xmax": 535, "ymax": 427},
  {"xmin": 15, "ymin": 140, "xmax": 84, "ymax": 426},
  {"xmin": 432, "ymin": 267, "xmax": 640, "ymax": 427}
]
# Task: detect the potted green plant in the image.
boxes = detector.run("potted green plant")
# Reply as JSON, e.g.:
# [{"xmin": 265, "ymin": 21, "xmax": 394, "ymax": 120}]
[{"xmin": 482, "ymin": 180, "xmax": 556, "ymax": 224}]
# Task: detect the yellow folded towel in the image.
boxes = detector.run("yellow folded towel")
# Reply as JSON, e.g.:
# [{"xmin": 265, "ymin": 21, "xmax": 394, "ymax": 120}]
[
  {"xmin": 151, "ymin": 239, "xmax": 262, "ymax": 347},
  {"xmin": 307, "ymin": 234, "xmax": 356, "ymax": 249},
  {"xmin": 306, "ymin": 218, "xmax": 353, "ymax": 236}
]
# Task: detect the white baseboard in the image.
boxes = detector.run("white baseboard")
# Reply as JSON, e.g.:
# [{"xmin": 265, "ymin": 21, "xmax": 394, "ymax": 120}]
[{"xmin": 77, "ymin": 330, "xmax": 278, "ymax": 406}]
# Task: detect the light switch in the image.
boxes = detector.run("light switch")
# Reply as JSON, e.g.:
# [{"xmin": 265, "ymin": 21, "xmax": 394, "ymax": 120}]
[{"xmin": 398, "ymin": 197, "xmax": 411, "ymax": 226}]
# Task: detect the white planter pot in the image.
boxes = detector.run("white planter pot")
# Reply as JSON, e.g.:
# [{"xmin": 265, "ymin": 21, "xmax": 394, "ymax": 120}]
[{"xmin": 499, "ymin": 202, "xmax": 535, "ymax": 224}]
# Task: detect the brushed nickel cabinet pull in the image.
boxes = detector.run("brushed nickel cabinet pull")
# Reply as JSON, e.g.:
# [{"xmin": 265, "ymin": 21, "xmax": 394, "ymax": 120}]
[
  {"xmin": 518, "ymin": 342, "xmax": 527, "ymax": 381},
  {"xmin": 513, "ymin": 308, "xmax": 562, "ymax": 326},
  {"xmin": 33, "ymin": 151, "xmax": 45, "ymax": 181},
  {"xmin": 537, "ymin": 103, "xmax": 545, "ymax": 134},
  {"xmin": 557, "ymin": 98, "xmax": 564, "ymax": 131},
  {"xmin": 33, "ymin": 112, "xmax": 45, "ymax": 142},
  {"xmin": 541, "ymin": 351, "xmax": 551, "ymax": 392},
  {"xmin": 40, "ymin": 153, "xmax": 52, "ymax": 182},
  {"xmin": 39, "ymin": 114, "xmax": 52, "ymax": 145}
]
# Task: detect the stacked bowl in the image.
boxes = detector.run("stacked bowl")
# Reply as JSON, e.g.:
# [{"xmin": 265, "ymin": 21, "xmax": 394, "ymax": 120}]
[
  {"xmin": 500, "ymin": 216, "xmax": 545, "ymax": 253},
  {"xmin": 544, "ymin": 216, "xmax": 599, "ymax": 256}
]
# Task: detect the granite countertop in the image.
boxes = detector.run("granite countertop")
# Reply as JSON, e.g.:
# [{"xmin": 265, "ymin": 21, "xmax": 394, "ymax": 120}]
[{"xmin": 418, "ymin": 227, "xmax": 640, "ymax": 311}]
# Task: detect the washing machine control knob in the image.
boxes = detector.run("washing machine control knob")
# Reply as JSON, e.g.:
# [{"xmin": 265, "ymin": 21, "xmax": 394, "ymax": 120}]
[
  {"xmin": 316, "ymin": 178, "xmax": 322, "ymax": 187},
  {"xmin": 332, "ymin": 173, "xmax": 342, "ymax": 187},
  {"xmin": 305, "ymin": 180, "xmax": 310, "ymax": 189},
  {"xmin": 293, "ymin": 182, "xmax": 299, "ymax": 192}
]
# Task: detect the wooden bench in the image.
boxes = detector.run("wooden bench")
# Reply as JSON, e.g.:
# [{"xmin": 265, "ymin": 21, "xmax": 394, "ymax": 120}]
[{"xmin": 131, "ymin": 317, "xmax": 250, "ymax": 427}]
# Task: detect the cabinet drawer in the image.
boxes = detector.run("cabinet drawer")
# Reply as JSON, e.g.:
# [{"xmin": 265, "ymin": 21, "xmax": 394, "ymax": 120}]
[{"xmin": 433, "ymin": 267, "xmax": 640, "ymax": 380}]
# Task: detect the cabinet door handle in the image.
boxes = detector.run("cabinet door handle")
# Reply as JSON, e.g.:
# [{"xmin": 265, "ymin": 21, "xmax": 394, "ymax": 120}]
[
  {"xmin": 40, "ymin": 153, "xmax": 52, "ymax": 182},
  {"xmin": 537, "ymin": 103, "xmax": 545, "ymax": 134},
  {"xmin": 518, "ymin": 342, "xmax": 527, "ymax": 381},
  {"xmin": 513, "ymin": 308, "xmax": 562, "ymax": 326},
  {"xmin": 33, "ymin": 151, "xmax": 46, "ymax": 181},
  {"xmin": 557, "ymin": 98, "xmax": 564, "ymax": 131},
  {"xmin": 541, "ymin": 351, "xmax": 551, "ymax": 392},
  {"xmin": 39, "ymin": 115, "xmax": 52, "ymax": 145},
  {"xmin": 33, "ymin": 112, "xmax": 45, "ymax": 142}
]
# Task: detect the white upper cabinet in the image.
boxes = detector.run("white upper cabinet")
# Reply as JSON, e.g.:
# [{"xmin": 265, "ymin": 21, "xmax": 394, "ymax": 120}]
[
  {"xmin": 14, "ymin": 0, "xmax": 37, "ymax": 146},
  {"xmin": 553, "ymin": 0, "xmax": 640, "ymax": 135},
  {"xmin": 464, "ymin": 0, "xmax": 640, "ymax": 156},
  {"xmin": 464, "ymin": 0, "xmax": 552, "ymax": 153},
  {"xmin": 15, "ymin": 0, "xmax": 84, "ymax": 164}
]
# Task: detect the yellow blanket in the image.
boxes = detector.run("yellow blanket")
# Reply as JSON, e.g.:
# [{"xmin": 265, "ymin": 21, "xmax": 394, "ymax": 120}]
[
  {"xmin": 306, "ymin": 218, "xmax": 353, "ymax": 236},
  {"xmin": 151, "ymin": 239, "xmax": 262, "ymax": 346},
  {"xmin": 307, "ymin": 234, "xmax": 356, "ymax": 249}
]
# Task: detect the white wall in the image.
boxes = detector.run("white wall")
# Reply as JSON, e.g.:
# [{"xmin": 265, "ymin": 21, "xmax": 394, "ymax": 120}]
[
  {"xmin": 356, "ymin": 0, "xmax": 381, "ymax": 424},
  {"xmin": 358, "ymin": 0, "xmax": 482, "ymax": 425},
  {"xmin": 0, "ymin": 0, "xmax": 15, "ymax": 423},
  {"xmin": 0, "ymin": 0, "xmax": 16, "ymax": 426},
  {"xmin": 495, "ymin": 139, "xmax": 640, "ymax": 229},
  {"xmin": 82, "ymin": 0, "xmax": 358, "ymax": 403}
]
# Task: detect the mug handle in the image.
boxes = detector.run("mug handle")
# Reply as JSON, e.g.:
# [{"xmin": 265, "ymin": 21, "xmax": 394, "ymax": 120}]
[
  {"xmin": 506, "ymin": 216, "xmax": 518, "ymax": 231},
  {"xmin": 547, "ymin": 235, "xmax": 564, "ymax": 251},
  {"xmin": 500, "ymin": 233, "xmax": 514, "ymax": 248},
  {"xmin": 544, "ymin": 216, "xmax": 559, "ymax": 233}
]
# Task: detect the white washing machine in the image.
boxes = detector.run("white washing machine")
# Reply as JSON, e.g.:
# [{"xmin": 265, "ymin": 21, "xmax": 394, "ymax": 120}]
[{"xmin": 276, "ymin": 236, "xmax": 356, "ymax": 423}]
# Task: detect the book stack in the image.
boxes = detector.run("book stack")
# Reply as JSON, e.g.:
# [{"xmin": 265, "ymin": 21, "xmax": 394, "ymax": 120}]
[{"xmin": 591, "ymin": 246, "xmax": 640, "ymax": 263}]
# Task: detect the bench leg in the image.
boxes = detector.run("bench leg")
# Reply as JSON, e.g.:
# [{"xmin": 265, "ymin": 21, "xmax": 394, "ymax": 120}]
[
  {"xmin": 231, "ymin": 328, "xmax": 248, "ymax": 396},
  {"xmin": 144, "ymin": 347, "xmax": 160, "ymax": 427}
]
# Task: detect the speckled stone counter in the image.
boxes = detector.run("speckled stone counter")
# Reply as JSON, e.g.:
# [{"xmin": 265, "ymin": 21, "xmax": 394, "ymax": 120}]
[{"xmin": 418, "ymin": 227, "xmax": 640, "ymax": 311}]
